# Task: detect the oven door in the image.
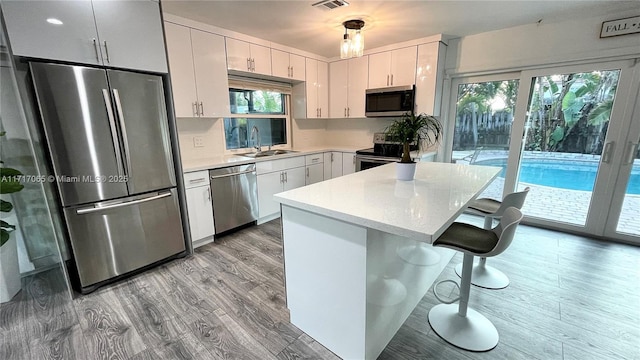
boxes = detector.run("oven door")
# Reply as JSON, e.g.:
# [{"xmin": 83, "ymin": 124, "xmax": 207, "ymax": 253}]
[{"xmin": 355, "ymin": 155, "xmax": 399, "ymax": 171}]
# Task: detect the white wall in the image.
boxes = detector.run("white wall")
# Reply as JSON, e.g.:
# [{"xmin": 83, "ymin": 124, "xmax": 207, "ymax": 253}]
[
  {"xmin": 445, "ymin": 10, "xmax": 640, "ymax": 75},
  {"xmin": 176, "ymin": 117, "xmax": 225, "ymax": 161},
  {"xmin": 323, "ymin": 118, "xmax": 393, "ymax": 148}
]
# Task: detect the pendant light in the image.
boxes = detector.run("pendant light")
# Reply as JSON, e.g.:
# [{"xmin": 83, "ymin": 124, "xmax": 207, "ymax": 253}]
[{"xmin": 340, "ymin": 19, "xmax": 364, "ymax": 59}]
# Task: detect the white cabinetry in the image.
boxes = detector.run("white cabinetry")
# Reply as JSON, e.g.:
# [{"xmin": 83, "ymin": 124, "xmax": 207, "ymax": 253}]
[
  {"xmin": 271, "ymin": 49, "xmax": 305, "ymax": 81},
  {"xmin": 329, "ymin": 56, "xmax": 368, "ymax": 118},
  {"xmin": 415, "ymin": 42, "xmax": 447, "ymax": 116},
  {"xmin": 1, "ymin": 0, "xmax": 167, "ymax": 72},
  {"xmin": 226, "ymin": 38, "xmax": 271, "ymax": 75},
  {"xmin": 184, "ymin": 171, "xmax": 215, "ymax": 246},
  {"xmin": 293, "ymin": 58, "xmax": 328, "ymax": 119},
  {"xmin": 324, "ymin": 152, "xmax": 355, "ymax": 178},
  {"xmin": 368, "ymin": 47, "xmax": 417, "ymax": 88},
  {"xmin": 305, "ymin": 154, "xmax": 324, "ymax": 185},
  {"xmin": 257, "ymin": 157, "xmax": 306, "ymax": 220},
  {"xmin": 342, "ymin": 152, "xmax": 356, "ymax": 175},
  {"xmin": 165, "ymin": 23, "xmax": 230, "ymax": 118}
]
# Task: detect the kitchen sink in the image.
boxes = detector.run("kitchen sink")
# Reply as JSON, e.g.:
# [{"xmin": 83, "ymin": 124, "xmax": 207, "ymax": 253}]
[{"xmin": 239, "ymin": 150, "xmax": 298, "ymax": 158}]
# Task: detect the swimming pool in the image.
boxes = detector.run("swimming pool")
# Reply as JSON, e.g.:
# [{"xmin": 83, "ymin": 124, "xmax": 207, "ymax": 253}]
[{"xmin": 475, "ymin": 159, "xmax": 640, "ymax": 194}]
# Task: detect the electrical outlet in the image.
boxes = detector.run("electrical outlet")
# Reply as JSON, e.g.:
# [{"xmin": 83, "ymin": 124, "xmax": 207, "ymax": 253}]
[{"xmin": 193, "ymin": 136, "xmax": 204, "ymax": 148}]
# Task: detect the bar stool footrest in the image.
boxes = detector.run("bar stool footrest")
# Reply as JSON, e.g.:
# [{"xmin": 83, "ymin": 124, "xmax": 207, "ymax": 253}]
[{"xmin": 455, "ymin": 262, "xmax": 510, "ymax": 289}]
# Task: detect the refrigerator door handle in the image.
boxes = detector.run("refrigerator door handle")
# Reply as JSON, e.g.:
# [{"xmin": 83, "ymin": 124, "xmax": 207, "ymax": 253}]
[
  {"xmin": 76, "ymin": 191, "xmax": 172, "ymax": 215},
  {"xmin": 102, "ymin": 89, "xmax": 125, "ymax": 177},
  {"xmin": 112, "ymin": 89, "xmax": 132, "ymax": 177}
]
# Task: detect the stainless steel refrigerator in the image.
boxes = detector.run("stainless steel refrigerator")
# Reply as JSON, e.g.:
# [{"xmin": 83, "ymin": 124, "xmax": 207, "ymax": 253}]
[{"xmin": 30, "ymin": 62, "xmax": 186, "ymax": 292}]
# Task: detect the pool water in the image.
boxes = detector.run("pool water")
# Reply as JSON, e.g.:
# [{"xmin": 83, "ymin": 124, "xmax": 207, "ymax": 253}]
[{"xmin": 476, "ymin": 159, "xmax": 640, "ymax": 194}]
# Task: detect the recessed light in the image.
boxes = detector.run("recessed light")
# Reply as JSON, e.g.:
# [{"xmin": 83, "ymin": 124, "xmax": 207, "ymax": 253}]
[{"xmin": 46, "ymin": 18, "xmax": 63, "ymax": 25}]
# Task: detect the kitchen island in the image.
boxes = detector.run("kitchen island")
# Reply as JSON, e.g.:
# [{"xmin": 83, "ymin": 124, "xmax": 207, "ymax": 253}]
[{"xmin": 274, "ymin": 162, "xmax": 500, "ymax": 359}]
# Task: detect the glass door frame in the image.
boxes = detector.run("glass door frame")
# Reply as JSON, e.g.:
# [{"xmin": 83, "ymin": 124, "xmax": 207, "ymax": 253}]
[
  {"xmin": 444, "ymin": 60, "xmax": 640, "ymax": 243},
  {"xmin": 602, "ymin": 63, "xmax": 640, "ymax": 244}
]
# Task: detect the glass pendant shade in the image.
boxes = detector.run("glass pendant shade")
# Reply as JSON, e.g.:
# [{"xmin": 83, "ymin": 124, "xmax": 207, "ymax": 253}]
[
  {"xmin": 340, "ymin": 33, "xmax": 352, "ymax": 59},
  {"xmin": 340, "ymin": 19, "xmax": 364, "ymax": 59},
  {"xmin": 351, "ymin": 30, "xmax": 364, "ymax": 57}
]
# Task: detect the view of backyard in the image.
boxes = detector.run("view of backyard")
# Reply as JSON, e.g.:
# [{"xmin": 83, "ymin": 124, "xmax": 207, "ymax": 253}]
[{"xmin": 452, "ymin": 71, "xmax": 639, "ymax": 237}]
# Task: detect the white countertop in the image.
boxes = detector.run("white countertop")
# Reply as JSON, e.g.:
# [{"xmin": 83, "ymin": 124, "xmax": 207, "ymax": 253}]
[
  {"xmin": 181, "ymin": 146, "xmax": 434, "ymax": 172},
  {"xmin": 274, "ymin": 162, "xmax": 500, "ymax": 242}
]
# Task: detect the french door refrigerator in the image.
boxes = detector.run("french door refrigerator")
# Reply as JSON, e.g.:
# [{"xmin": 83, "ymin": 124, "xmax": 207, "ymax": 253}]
[{"xmin": 30, "ymin": 62, "xmax": 185, "ymax": 293}]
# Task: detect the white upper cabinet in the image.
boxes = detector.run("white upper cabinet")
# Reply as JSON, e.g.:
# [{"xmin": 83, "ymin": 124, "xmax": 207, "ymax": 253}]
[
  {"xmin": 329, "ymin": 56, "xmax": 368, "ymax": 118},
  {"xmin": 164, "ymin": 22, "xmax": 197, "ymax": 117},
  {"xmin": 415, "ymin": 42, "xmax": 447, "ymax": 116},
  {"xmin": 1, "ymin": 0, "xmax": 167, "ymax": 72},
  {"xmin": 92, "ymin": 0, "xmax": 167, "ymax": 72},
  {"xmin": 1, "ymin": 0, "xmax": 99, "ymax": 65},
  {"xmin": 165, "ymin": 23, "xmax": 230, "ymax": 118},
  {"xmin": 329, "ymin": 60, "xmax": 348, "ymax": 118},
  {"xmin": 295, "ymin": 58, "xmax": 328, "ymax": 118},
  {"xmin": 226, "ymin": 38, "xmax": 271, "ymax": 76},
  {"xmin": 191, "ymin": 29, "xmax": 230, "ymax": 117},
  {"xmin": 272, "ymin": 49, "xmax": 305, "ymax": 81},
  {"xmin": 368, "ymin": 46, "xmax": 417, "ymax": 88}
]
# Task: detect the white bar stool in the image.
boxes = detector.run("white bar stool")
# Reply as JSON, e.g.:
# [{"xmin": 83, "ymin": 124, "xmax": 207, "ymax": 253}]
[
  {"xmin": 455, "ymin": 187, "xmax": 529, "ymax": 289},
  {"xmin": 428, "ymin": 207, "xmax": 523, "ymax": 351}
]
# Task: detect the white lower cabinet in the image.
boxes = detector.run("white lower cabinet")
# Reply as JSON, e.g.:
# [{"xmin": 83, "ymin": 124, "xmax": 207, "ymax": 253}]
[
  {"xmin": 184, "ymin": 171, "xmax": 215, "ymax": 246},
  {"xmin": 305, "ymin": 153, "xmax": 324, "ymax": 185},
  {"xmin": 342, "ymin": 152, "xmax": 356, "ymax": 175},
  {"xmin": 324, "ymin": 151, "xmax": 355, "ymax": 179},
  {"xmin": 256, "ymin": 157, "xmax": 306, "ymax": 220}
]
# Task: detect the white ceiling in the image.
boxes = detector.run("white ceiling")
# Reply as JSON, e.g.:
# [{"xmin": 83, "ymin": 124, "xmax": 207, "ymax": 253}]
[{"xmin": 162, "ymin": 1, "xmax": 639, "ymax": 58}]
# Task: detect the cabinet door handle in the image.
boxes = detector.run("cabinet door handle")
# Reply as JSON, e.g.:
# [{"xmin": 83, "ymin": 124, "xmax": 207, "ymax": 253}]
[
  {"xmin": 319, "ymin": 108, "xmax": 322, "ymax": 117},
  {"xmin": 189, "ymin": 178, "xmax": 207, "ymax": 184},
  {"xmin": 251, "ymin": 58, "xmax": 256, "ymax": 72},
  {"xmin": 386, "ymin": 74, "xmax": 390, "ymax": 86},
  {"xmin": 192, "ymin": 102, "xmax": 198, "ymax": 117},
  {"xmin": 331, "ymin": 153, "xmax": 334, "ymax": 162},
  {"xmin": 344, "ymin": 108, "xmax": 347, "ymax": 117},
  {"xmin": 103, "ymin": 41, "xmax": 110, "ymax": 63},
  {"xmin": 205, "ymin": 187, "xmax": 211, "ymax": 202},
  {"xmin": 290, "ymin": 66, "xmax": 293, "ymax": 78},
  {"xmin": 247, "ymin": 58, "xmax": 251, "ymax": 71},
  {"xmin": 92, "ymin": 38, "xmax": 100, "ymax": 62},
  {"xmin": 390, "ymin": 74, "xmax": 394, "ymax": 86},
  {"xmin": 284, "ymin": 172, "xmax": 288, "ymax": 183},
  {"xmin": 306, "ymin": 168, "xmax": 309, "ymax": 177},
  {"xmin": 280, "ymin": 172, "xmax": 284, "ymax": 183},
  {"xmin": 347, "ymin": 108, "xmax": 350, "ymax": 117},
  {"xmin": 199, "ymin": 102, "xmax": 204, "ymax": 116},
  {"xmin": 353, "ymin": 156, "xmax": 356, "ymax": 164}
]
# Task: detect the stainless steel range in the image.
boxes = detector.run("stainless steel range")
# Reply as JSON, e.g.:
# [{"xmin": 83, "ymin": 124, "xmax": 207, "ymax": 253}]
[{"xmin": 355, "ymin": 133, "xmax": 418, "ymax": 171}]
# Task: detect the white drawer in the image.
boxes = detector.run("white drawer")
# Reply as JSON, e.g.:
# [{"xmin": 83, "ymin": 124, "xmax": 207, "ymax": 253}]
[
  {"xmin": 305, "ymin": 153, "xmax": 324, "ymax": 165},
  {"xmin": 256, "ymin": 156, "xmax": 305, "ymax": 174},
  {"xmin": 184, "ymin": 170, "xmax": 209, "ymax": 189}
]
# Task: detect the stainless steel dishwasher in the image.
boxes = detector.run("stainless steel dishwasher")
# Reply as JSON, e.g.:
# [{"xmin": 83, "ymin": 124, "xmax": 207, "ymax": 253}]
[{"xmin": 209, "ymin": 163, "xmax": 259, "ymax": 234}]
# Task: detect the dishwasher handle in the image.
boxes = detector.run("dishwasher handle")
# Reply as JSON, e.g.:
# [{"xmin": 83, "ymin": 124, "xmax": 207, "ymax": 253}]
[{"xmin": 210, "ymin": 169, "xmax": 255, "ymax": 180}]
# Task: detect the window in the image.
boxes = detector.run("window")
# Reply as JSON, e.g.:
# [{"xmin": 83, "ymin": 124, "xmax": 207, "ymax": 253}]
[
  {"xmin": 229, "ymin": 88, "xmax": 284, "ymax": 114},
  {"xmin": 224, "ymin": 79, "xmax": 290, "ymax": 150}
]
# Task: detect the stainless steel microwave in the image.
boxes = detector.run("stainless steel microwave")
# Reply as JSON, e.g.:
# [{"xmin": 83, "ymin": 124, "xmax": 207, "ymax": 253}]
[{"xmin": 365, "ymin": 85, "xmax": 415, "ymax": 117}]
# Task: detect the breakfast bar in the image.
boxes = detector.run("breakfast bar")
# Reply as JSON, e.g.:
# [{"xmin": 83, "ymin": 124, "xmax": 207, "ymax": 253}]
[{"xmin": 274, "ymin": 162, "xmax": 501, "ymax": 359}]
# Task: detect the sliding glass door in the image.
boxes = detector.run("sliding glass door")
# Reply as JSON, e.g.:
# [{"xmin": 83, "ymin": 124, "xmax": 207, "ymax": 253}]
[{"xmin": 446, "ymin": 60, "xmax": 640, "ymax": 244}]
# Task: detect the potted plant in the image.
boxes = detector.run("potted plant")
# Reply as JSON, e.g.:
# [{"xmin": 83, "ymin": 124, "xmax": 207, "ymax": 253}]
[
  {"xmin": 384, "ymin": 111, "xmax": 442, "ymax": 181},
  {"xmin": 1, "ymin": 131, "xmax": 24, "ymax": 303}
]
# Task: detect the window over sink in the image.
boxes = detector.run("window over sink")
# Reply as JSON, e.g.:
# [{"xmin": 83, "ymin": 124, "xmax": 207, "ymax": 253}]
[{"xmin": 224, "ymin": 78, "xmax": 291, "ymax": 151}]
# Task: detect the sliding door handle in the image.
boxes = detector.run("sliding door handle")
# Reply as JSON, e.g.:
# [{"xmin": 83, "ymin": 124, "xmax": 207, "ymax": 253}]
[
  {"xmin": 625, "ymin": 142, "xmax": 639, "ymax": 165},
  {"xmin": 602, "ymin": 141, "xmax": 615, "ymax": 164}
]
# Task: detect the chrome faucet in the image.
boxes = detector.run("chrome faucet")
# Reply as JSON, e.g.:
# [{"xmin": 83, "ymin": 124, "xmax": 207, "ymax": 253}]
[{"xmin": 250, "ymin": 125, "xmax": 261, "ymax": 152}]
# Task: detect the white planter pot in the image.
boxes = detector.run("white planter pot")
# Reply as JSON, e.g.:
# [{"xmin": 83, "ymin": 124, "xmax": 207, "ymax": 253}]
[
  {"xmin": 0, "ymin": 236, "xmax": 21, "ymax": 303},
  {"xmin": 396, "ymin": 162, "xmax": 416, "ymax": 181}
]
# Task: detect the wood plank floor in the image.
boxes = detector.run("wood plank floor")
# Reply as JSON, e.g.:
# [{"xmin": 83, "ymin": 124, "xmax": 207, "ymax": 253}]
[{"xmin": 2, "ymin": 216, "xmax": 639, "ymax": 359}]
